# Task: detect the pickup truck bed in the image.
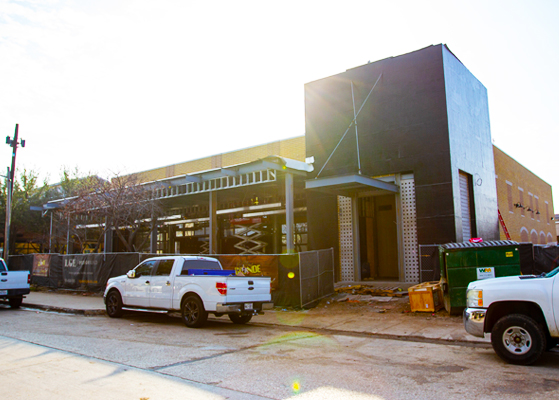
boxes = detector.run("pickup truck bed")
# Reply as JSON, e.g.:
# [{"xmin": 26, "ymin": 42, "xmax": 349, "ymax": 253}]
[{"xmin": 0, "ymin": 258, "xmax": 31, "ymax": 309}]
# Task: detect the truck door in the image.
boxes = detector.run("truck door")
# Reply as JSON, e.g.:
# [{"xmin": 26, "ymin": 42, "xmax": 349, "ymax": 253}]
[
  {"xmin": 123, "ymin": 260, "xmax": 157, "ymax": 307},
  {"xmin": 149, "ymin": 259, "xmax": 175, "ymax": 309}
]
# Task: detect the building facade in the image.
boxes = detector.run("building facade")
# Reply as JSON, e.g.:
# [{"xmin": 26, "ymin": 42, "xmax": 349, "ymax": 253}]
[
  {"xmin": 44, "ymin": 45, "xmax": 556, "ymax": 284},
  {"xmin": 494, "ymin": 146, "xmax": 555, "ymax": 244},
  {"xmin": 305, "ymin": 44, "xmax": 499, "ymax": 283}
]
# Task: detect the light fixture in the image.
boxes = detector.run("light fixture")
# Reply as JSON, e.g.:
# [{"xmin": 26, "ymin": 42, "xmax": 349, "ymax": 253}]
[{"xmin": 514, "ymin": 202, "xmax": 525, "ymax": 209}]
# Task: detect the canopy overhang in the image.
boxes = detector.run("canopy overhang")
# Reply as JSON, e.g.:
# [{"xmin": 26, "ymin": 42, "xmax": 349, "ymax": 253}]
[{"xmin": 305, "ymin": 174, "xmax": 399, "ymax": 197}]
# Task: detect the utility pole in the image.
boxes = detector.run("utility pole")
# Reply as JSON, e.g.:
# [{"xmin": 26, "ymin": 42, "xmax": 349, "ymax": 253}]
[{"xmin": 4, "ymin": 124, "xmax": 25, "ymax": 260}]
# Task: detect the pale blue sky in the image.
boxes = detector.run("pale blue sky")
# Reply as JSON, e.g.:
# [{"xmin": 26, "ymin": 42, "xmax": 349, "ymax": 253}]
[{"xmin": 1, "ymin": 0, "xmax": 558, "ymax": 210}]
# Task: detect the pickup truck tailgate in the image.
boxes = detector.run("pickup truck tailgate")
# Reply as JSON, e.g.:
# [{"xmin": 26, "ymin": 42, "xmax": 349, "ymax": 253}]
[
  {"xmin": 0, "ymin": 271, "xmax": 30, "ymax": 291},
  {"xmin": 225, "ymin": 277, "xmax": 271, "ymax": 303}
]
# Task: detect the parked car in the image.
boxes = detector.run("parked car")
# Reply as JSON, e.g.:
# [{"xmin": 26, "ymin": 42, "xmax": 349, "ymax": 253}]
[
  {"xmin": 0, "ymin": 258, "xmax": 31, "ymax": 308},
  {"xmin": 463, "ymin": 266, "xmax": 559, "ymax": 365},
  {"xmin": 104, "ymin": 256, "xmax": 273, "ymax": 328}
]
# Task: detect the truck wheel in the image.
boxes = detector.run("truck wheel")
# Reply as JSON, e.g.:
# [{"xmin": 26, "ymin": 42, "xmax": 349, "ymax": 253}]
[
  {"xmin": 491, "ymin": 314, "xmax": 546, "ymax": 365},
  {"xmin": 229, "ymin": 313, "xmax": 252, "ymax": 324},
  {"xmin": 106, "ymin": 290, "xmax": 124, "ymax": 318},
  {"xmin": 181, "ymin": 295, "xmax": 208, "ymax": 328},
  {"xmin": 9, "ymin": 297, "xmax": 23, "ymax": 309}
]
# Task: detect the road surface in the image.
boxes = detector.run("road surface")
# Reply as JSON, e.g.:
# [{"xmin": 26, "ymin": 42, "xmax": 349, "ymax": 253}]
[{"xmin": 1, "ymin": 305, "xmax": 558, "ymax": 399}]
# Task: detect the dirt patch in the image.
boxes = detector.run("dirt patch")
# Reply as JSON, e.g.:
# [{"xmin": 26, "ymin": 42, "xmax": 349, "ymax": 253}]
[{"xmin": 309, "ymin": 292, "xmax": 452, "ymax": 320}]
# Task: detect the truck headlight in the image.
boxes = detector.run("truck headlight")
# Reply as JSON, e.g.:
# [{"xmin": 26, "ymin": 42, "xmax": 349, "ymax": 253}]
[{"xmin": 466, "ymin": 289, "xmax": 483, "ymax": 308}]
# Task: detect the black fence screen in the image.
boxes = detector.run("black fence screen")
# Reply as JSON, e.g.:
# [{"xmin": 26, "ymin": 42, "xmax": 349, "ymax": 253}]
[
  {"xmin": 7, "ymin": 250, "xmax": 335, "ymax": 308},
  {"xmin": 419, "ymin": 245, "xmax": 441, "ymax": 282},
  {"xmin": 533, "ymin": 244, "xmax": 559, "ymax": 275},
  {"xmin": 8, "ymin": 253, "xmax": 144, "ymax": 291}
]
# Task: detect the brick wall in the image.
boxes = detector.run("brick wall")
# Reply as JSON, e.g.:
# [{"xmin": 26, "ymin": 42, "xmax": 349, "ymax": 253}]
[{"xmin": 494, "ymin": 146, "xmax": 556, "ymax": 244}]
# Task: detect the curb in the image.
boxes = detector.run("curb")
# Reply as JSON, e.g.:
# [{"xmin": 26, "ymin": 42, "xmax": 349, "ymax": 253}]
[
  {"xmin": 20, "ymin": 302, "xmax": 489, "ymax": 347},
  {"xmin": 23, "ymin": 303, "xmax": 106, "ymax": 316},
  {"xmin": 249, "ymin": 321, "xmax": 491, "ymax": 347}
]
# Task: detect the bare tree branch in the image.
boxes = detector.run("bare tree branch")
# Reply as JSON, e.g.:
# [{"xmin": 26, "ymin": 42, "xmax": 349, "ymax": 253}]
[{"xmin": 60, "ymin": 173, "xmax": 163, "ymax": 253}]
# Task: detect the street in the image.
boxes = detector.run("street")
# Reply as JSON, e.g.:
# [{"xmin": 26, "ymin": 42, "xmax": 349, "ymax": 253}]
[{"xmin": 1, "ymin": 305, "xmax": 559, "ymax": 400}]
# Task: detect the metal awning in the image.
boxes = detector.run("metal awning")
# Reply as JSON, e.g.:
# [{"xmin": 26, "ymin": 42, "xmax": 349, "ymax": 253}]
[{"xmin": 305, "ymin": 174, "xmax": 399, "ymax": 197}]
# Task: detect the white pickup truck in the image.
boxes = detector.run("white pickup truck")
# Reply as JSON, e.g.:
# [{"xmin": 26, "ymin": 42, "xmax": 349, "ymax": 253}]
[
  {"xmin": 464, "ymin": 267, "xmax": 559, "ymax": 365},
  {"xmin": 0, "ymin": 258, "xmax": 31, "ymax": 308},
  {"xmin": 104, "ymin": 255, "xmax": 273, "ymax": 328}
]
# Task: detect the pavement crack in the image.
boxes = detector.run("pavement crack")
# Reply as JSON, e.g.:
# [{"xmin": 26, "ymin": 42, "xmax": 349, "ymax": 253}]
[{"xmin": 149, "ymin": 332, "xmax": 319, "ymax": 371}]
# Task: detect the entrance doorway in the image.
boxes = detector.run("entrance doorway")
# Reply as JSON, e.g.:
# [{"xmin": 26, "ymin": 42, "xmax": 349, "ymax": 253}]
[{"xmin": 359, "ymin": 194, "xmax": 399, "ymax": 280}]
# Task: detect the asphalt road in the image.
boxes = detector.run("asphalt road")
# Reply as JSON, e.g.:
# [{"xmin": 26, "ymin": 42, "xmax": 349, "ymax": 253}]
[{"xmin": 2, "ymin": 305, "xmax": 559, "ymax": 400}]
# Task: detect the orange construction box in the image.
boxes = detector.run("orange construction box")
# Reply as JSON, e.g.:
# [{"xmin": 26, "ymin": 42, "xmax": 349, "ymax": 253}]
[{"xmin": 408, "ymin": 281, "xmax": 443, "ymax": 312}]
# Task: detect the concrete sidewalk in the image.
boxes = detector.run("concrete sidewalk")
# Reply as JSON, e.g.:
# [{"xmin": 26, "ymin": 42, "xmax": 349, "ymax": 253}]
[{"xmin": 19, "ymin": 291, "xmax": 489, "ymax": 346}]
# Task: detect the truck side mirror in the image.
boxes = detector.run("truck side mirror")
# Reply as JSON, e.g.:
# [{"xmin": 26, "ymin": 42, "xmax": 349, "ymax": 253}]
[{"xmin": 126, "ymin": 270, "xmax": 136, "ymax": 279}]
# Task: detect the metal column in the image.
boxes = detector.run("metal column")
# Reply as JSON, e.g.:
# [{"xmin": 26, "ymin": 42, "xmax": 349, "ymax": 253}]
[
  {"xmin": 273, "ymin": 215, "xmax": 280, "ymax": 254},
  {"xmin": 209, "ymin": 191, "xmax": 218, "ymax": 254},
  {"xmin": 285, "ymin": 172, "xmax": 294, "ymax": 253},
  {"xmin": 49, "ymin": 211, "xmax": 53, "ymax": 253},
  {"xmin": 66, "ymin": 214, "xmax": 72, "ymax": 254},
  {"xmin": 104, "ymin": 216, "xmax": 113, "ymax": 253},
  {"xmin": 149, "ymin": 220, "xmax": 158, "ymax": 253},
  {"xmin": 351, "ymin": 195, "xmax": 361, "ymax": 280}
]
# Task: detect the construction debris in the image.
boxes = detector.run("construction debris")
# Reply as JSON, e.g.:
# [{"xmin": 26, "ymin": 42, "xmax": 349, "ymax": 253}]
[
  {"xmin": 336, "ymin": 294, "xmax": 395, "ymax": 303},
  {"xmin": 334, "ymin": 285, "xmax": 406, "ymax": 297}
]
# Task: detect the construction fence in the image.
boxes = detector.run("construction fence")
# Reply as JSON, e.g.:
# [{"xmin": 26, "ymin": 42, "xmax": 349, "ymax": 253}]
[{"xmin": 7, "ymin": 249, "xmax": 335, "ymax": 308}]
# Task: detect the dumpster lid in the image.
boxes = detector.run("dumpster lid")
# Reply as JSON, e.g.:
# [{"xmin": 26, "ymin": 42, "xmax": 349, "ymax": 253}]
[{"xmin": 442, "ymin": 240, "xmax": 519, "ymax": 249}]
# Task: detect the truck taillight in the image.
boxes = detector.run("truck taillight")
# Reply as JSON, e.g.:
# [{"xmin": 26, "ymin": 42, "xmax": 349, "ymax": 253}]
[
  {"xmin": 28, "ymin": 273, "xmax": 31, "ymax": 284},
  {"xmin": 216, "ymin": 282, "xmax": 227, "ymax": 295}
]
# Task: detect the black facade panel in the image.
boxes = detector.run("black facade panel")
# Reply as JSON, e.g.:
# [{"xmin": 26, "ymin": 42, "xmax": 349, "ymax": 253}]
[
  {"xmin": 305, "ymin": 45, "xmax": 456, "ymax": 245},
  {"xmin": 306, "ymin": 191, "xmax": 339, "ymax": 270},
  {"xmin": 416, "ymin": 215, "xmax": 457, "ymax": 245},
  {"xmin": 414, "ymin": 183, "xmax": 455, "ymax": 219}
]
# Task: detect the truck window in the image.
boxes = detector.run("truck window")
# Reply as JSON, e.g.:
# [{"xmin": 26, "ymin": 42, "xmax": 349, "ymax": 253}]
[
  {"xmin": 135, "ymin": 260, "xmax": 157, "ymax": 277},
  {"xmin": 154, "ymin": 260, "xmax": 174, "ymax": 276},
  {"xmin": 180, "ymin": 259, "xmax": 221, "ymax": 275},
  {"xmin": 0, "ymin": 259, "xmax": 6, "ymax": 272}
]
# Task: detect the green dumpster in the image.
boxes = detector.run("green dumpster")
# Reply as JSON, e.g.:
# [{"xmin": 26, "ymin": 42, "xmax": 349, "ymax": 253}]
[{"xmin": 439, "ymin": 240, "xmax": 521, "ymax": 314}]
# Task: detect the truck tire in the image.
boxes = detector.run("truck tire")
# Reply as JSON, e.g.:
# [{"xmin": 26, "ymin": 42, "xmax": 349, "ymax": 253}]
[
  {"xmin": 106, "ymin": 290, "xmax": 124, "ymax": 318},
  {"xmin": 181, "ymin": 295, "xmax": 208, "ymax": 328},
  {"xmin": 229, "ymin": 313, "xmax": 252, "ymax": 324},
  {"xmin": 491, "ymin": 314, "xmax": 546, "ymax": 365},
  {"xmin": 9, "ymin": 297, "xmax": 23, "ymax": 309}
]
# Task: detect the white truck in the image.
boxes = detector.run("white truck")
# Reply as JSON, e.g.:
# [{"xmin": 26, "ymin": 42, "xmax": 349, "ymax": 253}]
[
  {"xmin": 104, "ymin": 255, "xmax": 273, "ymax": 328},
  {"xmin": 463, "ymin": 267, "xmax": 559, "ymax": 365},
  {"xmin": 0, "ymin": 258, "xmax": 31, "ymax": 309}
]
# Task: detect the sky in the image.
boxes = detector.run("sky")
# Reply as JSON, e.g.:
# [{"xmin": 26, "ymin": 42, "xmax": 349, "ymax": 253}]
[{"xmin": 1, "ymin": 0, "xmax": 558, "ymax": 209}]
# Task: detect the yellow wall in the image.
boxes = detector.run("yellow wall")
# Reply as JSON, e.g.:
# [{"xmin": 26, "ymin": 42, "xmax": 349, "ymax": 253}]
[
  {"xmin": 135, "ymin": 136, "xmax": 306, "ymax": 182},
  {"xmin": 494, "ymin": 146, "xmax": 556, "ymax": 244}
]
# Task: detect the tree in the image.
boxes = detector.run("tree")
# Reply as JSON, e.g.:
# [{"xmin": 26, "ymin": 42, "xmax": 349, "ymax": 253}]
[
  {"xmin": 0, "ymin": 169, "xmax": 51, "ymax": 254},
  {"xmin": 60, "ymin": 173, "xmax": 163, "ymax": 253},
  {"xmin": 41, "ymin": 167, "xmax": 105, "ymax": 254}
]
